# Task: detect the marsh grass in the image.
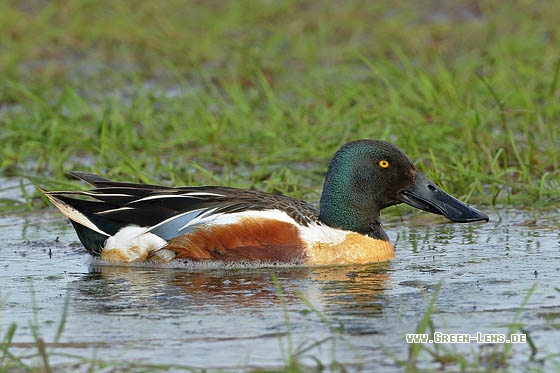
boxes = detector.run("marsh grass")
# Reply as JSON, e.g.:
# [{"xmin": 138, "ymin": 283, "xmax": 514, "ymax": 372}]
[
  {"xmin": 1, "ymin": 283, "xmax": 62, "ymax": 372},
  {"xmin": 271, "ymin": 273, "xmax": 350, "ymax": 372},
  {"xmin": 1, "ymin": 0, "xmax": 559, "ymax": 212}
]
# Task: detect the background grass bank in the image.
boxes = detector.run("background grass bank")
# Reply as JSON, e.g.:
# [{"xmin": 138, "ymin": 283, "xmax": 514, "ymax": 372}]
[{"xmin": 1, "ymin": 0, "xmax": 559, "ymax": 210}]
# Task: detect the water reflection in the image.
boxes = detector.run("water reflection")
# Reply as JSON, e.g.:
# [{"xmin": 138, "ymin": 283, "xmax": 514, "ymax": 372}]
[{"xmin": 72, "ymin": 262, "xmax": 393, "ymax": 317}]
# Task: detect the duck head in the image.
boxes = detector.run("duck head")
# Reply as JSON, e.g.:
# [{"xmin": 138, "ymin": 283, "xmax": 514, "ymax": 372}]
[{"xmin": 319, "ymin": 139, "xmax": 488, "ymax": 237}]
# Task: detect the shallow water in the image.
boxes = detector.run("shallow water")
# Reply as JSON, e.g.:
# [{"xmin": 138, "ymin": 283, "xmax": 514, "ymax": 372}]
[{"xmin": 2, "ymin": 197, "xmax": 560, "ymax": 370}]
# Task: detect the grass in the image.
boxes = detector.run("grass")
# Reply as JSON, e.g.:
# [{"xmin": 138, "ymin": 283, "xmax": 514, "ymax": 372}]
[
  {"xmin": 0, "ymin": 0, "xmax": 559, "ymax": 211},
  {"xmin": 271, "ymin": 273, "xmax": 352, "ymax": 372}
]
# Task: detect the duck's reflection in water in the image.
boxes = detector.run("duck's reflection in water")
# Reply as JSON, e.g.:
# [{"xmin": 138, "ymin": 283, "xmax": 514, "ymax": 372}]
[{"xmin": 73, "ymin": 261, "xmax": 393, "ymax": 318}]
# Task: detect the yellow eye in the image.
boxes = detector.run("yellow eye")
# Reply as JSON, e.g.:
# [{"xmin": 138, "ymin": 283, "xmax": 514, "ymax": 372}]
[{"xmin": 378, "ymin": 160, "xmax": 390, "ymax": 168}]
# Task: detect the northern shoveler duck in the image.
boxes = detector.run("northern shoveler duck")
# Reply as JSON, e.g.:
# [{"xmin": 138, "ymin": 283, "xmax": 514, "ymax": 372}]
[{"xmin": 41, "ymin": 140, "xmax": 488, "ymax": 265}]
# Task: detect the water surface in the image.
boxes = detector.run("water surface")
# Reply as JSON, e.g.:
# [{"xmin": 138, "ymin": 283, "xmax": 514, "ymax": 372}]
[{"xmin": 1, "ymin": 197, "xmax": 559, "ymax": 371}]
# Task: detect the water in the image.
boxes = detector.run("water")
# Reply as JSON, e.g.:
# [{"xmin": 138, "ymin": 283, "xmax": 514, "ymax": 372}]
[{"xmin": 1, "ymin": 186, "xmax": 559, "ymax": 370}]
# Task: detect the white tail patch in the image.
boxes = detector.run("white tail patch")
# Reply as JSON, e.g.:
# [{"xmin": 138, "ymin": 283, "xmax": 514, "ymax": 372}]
[{"xmin": 102, "ymin": 226, "xmax": 168, "ymax": 262}]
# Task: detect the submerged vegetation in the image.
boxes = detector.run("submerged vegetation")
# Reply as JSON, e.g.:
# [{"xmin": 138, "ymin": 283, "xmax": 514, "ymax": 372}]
[{"xmin": 0, "ymin": 0, "xmax": 559, "ymax": 211}]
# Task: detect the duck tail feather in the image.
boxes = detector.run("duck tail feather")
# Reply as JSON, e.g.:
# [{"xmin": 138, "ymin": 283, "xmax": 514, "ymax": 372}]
[{"xmin": 39, "ymin": 187, "xmax": 110, "ymax": 237}]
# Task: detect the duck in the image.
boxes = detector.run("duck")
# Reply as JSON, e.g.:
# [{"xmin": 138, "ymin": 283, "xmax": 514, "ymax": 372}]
[{"xmin": 41, "ymin": 139, "xmax": 488, "ymax": 265}]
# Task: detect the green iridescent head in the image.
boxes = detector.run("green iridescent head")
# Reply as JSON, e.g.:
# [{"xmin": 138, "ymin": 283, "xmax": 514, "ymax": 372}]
[{"xmin": 319, "ymin": 139, "xmax": 488, "ymax": 237}]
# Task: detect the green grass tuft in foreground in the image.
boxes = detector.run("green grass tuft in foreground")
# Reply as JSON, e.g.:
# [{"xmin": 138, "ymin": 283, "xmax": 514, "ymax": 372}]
[{"xmin": 1, "ymin": 0, "xmax": 559, "ymax": 212}]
